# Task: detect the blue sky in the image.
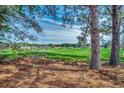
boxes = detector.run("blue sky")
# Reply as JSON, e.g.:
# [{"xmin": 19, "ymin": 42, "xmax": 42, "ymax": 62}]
[{"xmin": 20, "ymin": 18, "xmax": 82, "ymax": 44}]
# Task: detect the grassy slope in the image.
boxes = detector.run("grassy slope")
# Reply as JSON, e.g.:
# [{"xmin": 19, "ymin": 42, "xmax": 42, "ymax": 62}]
[{"xmin": 0, "ymin": 47, "xmax": 124, "ymax": 62}]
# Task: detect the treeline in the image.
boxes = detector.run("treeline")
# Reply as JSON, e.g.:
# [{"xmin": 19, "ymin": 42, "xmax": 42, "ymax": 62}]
[{"xmin": 0, "ymin": 42, "xmax": 87, "ymax": 48}]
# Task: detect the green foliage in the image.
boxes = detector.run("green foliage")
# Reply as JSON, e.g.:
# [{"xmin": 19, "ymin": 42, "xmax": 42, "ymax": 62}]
[
  {"xmin": 3, "ymin": 24, "xmax": 11, "ymax": 32},
  {"xmin": 12, "ymin": 5, "xmax": 24, "ymax": 16}
]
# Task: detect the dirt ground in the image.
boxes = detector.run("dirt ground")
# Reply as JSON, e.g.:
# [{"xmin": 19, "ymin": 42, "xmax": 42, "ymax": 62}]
[{"xmin": 0, "ymin": 57, "xmax": 124, "ymax": 88}]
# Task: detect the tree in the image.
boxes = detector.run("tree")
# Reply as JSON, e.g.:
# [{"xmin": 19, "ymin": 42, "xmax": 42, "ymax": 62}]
[
  {"xmin": 109, "ymin": 5, "xmax": 120, "ymax": 66},
  {"xmin": 89, "ymin": 5, "xmax": 101, "ymax": 70},
  {"xmin": 0, "ymin": 6, "xmax": 46, "ymax": 51}
]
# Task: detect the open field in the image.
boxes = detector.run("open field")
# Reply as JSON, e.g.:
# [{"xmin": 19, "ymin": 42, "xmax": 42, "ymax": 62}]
[{"xmin": 0, "ymin": 47, "xmax": 124, "ymax": 62}]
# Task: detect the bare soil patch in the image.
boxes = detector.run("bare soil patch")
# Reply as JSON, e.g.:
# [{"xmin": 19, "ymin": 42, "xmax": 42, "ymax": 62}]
[{"xmin": 0, "ymin": 57, "xmax": 124, "ymax": 88}]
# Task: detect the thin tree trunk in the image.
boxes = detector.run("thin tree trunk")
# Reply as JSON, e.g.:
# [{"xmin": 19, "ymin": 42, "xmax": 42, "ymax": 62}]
[
  {"xmin": 89, "ymin": 5, "xmax": 101, "ymax": 70},
  {"xmin": 109, "ymin": 5, "xmax": 120, "ymax": 66}
]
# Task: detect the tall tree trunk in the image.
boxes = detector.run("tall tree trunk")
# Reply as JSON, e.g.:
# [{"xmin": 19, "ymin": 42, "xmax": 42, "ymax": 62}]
[
  {"xmin": 89, "ymin": 5, "xmax": 101, "ymax": 70},
  {"xmin": 109, "ymin": 5, "xmax": 120, "ymax": 66}
]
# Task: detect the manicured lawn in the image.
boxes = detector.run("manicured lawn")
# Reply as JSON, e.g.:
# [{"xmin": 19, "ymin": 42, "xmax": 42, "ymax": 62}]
[{"xmin": 0, "ymin": 47, "xmax": 124, "ymax": 62}]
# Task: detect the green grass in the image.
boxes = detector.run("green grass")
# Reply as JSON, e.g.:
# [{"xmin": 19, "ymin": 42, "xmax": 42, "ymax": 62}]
[{"xmin": 0, "ymin": 47, "xmax": 124, "ymax": 62}]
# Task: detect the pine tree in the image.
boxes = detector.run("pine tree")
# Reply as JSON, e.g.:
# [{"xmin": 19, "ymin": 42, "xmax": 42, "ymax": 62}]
[
  {"xmin": 89, "ymin": 5, "xmax": 101, "ymax": 70},
  {"xmin": 109, "ymin": 5, "xmax": 120, "ymax": 67}
]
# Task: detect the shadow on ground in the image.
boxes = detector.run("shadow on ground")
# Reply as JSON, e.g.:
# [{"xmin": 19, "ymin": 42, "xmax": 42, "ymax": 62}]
[{"xmin": 0, "ymin": 57, "xmax": 124, "ymax": 88}]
